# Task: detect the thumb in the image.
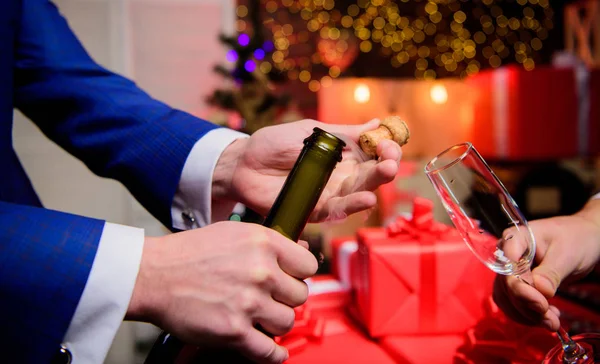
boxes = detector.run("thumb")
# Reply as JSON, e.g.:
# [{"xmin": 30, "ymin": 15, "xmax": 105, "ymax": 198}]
[
  {"xmin": 322, "ymin": 118, "xmax": 380, "ymax": 141},
  {"xmin": 531, "ymin": 246, "xmax": 574, "ymax": 299},
  {"xmin": 239, "ymin": 329, "xmax": 289, "ymax": 364}
]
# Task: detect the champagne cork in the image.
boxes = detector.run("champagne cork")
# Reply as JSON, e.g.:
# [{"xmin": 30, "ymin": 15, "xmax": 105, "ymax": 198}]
[{"xmin": 359, "ymin": 116, "xmax": 410, "ymax": 158}]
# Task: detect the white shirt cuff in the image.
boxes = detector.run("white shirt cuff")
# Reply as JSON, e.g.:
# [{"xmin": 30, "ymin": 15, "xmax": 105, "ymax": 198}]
[
  {"xmin": 61, "ymin": 222, "xmax": 144, "ymax": 364},
  {"xmin": 172, "ymin": 127, "xmax": 248, "ymax": 230}
]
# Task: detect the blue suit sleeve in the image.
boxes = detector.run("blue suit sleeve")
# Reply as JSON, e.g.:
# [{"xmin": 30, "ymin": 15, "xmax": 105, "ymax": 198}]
[
  {"xmin": 4, "ymin": 0, "xmax": 222, "ymax": 360},
  {"xmin": 0, "ymin": 201, "xmax": 104, "ymax": 363},
  {"xmin": 13, "ymin": 0, "xmax": 221, "ymax": 228}
]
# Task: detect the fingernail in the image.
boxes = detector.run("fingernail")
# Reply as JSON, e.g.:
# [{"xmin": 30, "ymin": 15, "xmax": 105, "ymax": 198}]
[
  {"xmin": 283, "ymin": 347, "xmax": 289, "ymax": 361},
  {"xmin": 367, "ymin": 118, "xmax": 380, "ymax": 127},
  {"xmin": 549, "ymin": 305, "xmax": 561, "ymax": 318}
]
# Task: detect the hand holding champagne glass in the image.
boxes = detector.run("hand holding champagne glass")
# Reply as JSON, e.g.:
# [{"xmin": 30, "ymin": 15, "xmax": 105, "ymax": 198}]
[{"xmin": 424, "ymin": 142, "xmax": 599, "ymax": 364}]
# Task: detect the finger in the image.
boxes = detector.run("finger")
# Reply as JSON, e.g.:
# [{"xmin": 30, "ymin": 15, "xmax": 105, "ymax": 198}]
[
  {"xmin": 340, "ymin": 156, "xmax": 398, "ymax": 196},
  {"xmin": 313, "ymin": 191, "xmax": 377, "ymax": 222},
  {"xmin": 270, "ymin": 231, "xmax": 319, "ymax": 280},
  {"xmin": 541, "ymin": 309, "xmax": 561, "ymax": 332},
  {"xmin": 501, "ymin": 228, "xmax": 530, "ymax": 263},
  {"xmin": 272, "ymin": 271, "xmax": 309, "ymax": 307},
  {"xmin": 493, "ymin": 275, "xmax": 560, "ymax": 331},
  {"xmin": 376, "ymin": 139, "xmax": 402, "ymax": 163},
  {"xmin": 360, "ymin": 159, "xmax": 399, "ymax": 192},
  {"xmin": 297, "ymin": 240, "xmax": 309, "ymax": 250},
  {"xmin": 254, "ymin": 299, "xmax": 297, "ymax": 336},
  {"xmin": 236, "ymin": 328, "xmax": 289, "ymax": 364},
  {"xmin": 544, "ymin": 306, "xmax": 562, "ymax": 330},
  {"xmin": 492, "ymin": 275, "xmax": 539, "ymax": 326},
  {"xmin": 505, "ymin": 274, "xmax": 549, "ymax": 320},
  {"xmin": 549, "ymin": 305, "xmax": 560, "ymax": 318},
  {"xmin": 321, "ymin": 118, "xmax": 380, "ymax": 141}
]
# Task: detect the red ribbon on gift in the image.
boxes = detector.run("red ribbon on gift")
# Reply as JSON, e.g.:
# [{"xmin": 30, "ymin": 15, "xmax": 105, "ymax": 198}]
[
  {"xmin": 384, "ymin": 197, "xmax": 455, "ymax": 332},
  {"xmin": 386, "ymin": 197, "xmax": 454, "ymax": 238},
  {"xmin": 275, "ymin": 305, "xmax": 326, "ymax": 356}
]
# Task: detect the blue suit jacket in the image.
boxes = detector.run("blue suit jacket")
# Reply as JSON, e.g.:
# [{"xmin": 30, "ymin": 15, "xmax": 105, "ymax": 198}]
[{"xmin": 0, "ymin": 1, "xmax": 220, "ymax": 362}]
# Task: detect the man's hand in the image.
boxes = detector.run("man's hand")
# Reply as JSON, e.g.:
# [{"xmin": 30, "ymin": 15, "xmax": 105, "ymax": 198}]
[
  {"xmin": 126, "ymin": 221, "xmax": 318, "ymax": 364},
  {"xmin": 212, "ymin": 119, "xmax": 402, "ymax": 222},
  {"xmin": 493, "ymin": 202, "xmax": 600, "ymax": 331}
]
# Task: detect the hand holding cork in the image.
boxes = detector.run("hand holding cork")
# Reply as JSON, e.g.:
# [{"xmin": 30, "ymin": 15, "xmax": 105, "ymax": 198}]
[{"xmin": 359, "ymin": 116, "xmax": 410, "ymax": 158}]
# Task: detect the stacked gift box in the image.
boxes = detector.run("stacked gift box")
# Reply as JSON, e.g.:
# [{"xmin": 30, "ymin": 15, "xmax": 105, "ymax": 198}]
[
  {"xmin": 276, "ymin": 197, "xmax": 600, "ymax": 363},
  {"xmin": 464, "ymin": 63, "xmax": 600, "ymax": 161}
]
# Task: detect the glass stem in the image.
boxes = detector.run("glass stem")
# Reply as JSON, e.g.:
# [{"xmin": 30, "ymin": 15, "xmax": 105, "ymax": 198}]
[
  {"xmin": 557, "ymin": 327, "xmax": 589, "ymax": 363},
  {"xmin": 516, "ymin": 271, "xmax": 588, "ymax": 363}
]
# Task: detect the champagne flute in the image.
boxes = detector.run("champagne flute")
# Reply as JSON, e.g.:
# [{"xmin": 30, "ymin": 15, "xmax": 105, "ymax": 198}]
[{"xmin": 424, "ymin": 142, "xmax": 599, "ymax": 364}]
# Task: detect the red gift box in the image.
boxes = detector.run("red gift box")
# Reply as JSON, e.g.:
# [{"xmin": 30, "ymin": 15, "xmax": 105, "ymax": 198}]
[
  {"xmin": 466, "ymin": 65, "xmax": 600, "ymax": 160},
  {"xmin": 352, "ymin": 197, "xmax": 496, "ymax": 337},
  {"xmin": 304, "ymin": 274, "xmax": 351, "ymax": 315},
  {"xmin": 379, "ymin": 335, "xmax": 465, "ymax": 364},
  {"xmin": 277, "ymin": 275, "xmax": 351, "ymax": 357},
  {"xmin": 329, "ymin": 237, "xmax": 358, "ymax": 287},
  {"xmin": 284, "ymin": 323, "xmax": 396, "ymax": 364},
  {"xmin": 278, "ymin": 295, "xmax": 395, "ymax": 363}
]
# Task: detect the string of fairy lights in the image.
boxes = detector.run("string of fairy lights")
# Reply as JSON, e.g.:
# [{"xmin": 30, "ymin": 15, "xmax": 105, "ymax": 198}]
[{"xmin": 233, "ymin": 0, "xmax": 554, "ymax": 92}]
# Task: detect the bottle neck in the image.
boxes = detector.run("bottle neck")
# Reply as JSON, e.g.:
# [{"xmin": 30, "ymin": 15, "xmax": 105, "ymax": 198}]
[{"xmin": 263, "ymin": 128, "xmax": 344, "ymax": 241}]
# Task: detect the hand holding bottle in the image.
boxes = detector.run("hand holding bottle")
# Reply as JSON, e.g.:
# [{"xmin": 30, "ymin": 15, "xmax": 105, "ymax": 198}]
[
  {"xmin": 211, "ymin": 118, "xmax": 404, "ymax": 223},
  {"xmin": 493, "ymin": 200, "xmax": 600, "ymax": 331},
  {"xmin": 140, "ymin": 121, "xmax": 407, "ymax": 364},
  {"xmin": 126, "ymin": 221, "xmax": 318, "ymax": 364}
]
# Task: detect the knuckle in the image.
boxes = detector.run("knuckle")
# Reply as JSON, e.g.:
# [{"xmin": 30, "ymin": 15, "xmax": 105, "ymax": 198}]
[
  {"xmin": 544, "ymin": 270, "xmax": 561, "ymax": 289},
  {"xmin": 239, "ymin": 289, "xmax": 262, "ymax": 314},
  {"xmin": 278, "ymin": 281, "xmax": 309, "ymax": 308},
  {"xmin": 296, "ymin": 281, "xmax": 310, "ymax": 305},
  {"xmin": 298, "ymin": 254, "xmax": 319, "ymax": 278},
  {"xmin": 250, "ymin": 266, "xmax": 275, "ymax": 287},
  {"xmin": 222, "ymin": 312, "xmax": 248, "ymax": 340},
  {"xmin": 280, "ymin": 308, "xmax": 296, "ymax": 333},
  {"xmin": 249, "ymin": 228, "xmax": 272, "ymax": 251},
  {"xmin": 286, "ymin": 280, "xmax": 309, "ymax": 307}
]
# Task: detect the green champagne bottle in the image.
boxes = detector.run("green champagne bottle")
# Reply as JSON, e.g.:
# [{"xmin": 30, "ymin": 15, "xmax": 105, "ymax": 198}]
[{"xmin": 145, "ymin": 127, "xmax": 346, "ymax": 363}]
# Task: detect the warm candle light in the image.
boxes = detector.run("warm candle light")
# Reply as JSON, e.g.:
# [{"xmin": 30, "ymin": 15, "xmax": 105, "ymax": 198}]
[
  {"xmin": 430, "ymin": 84, "xmax": 448, "ymax": 104},
  {"xmin": 354, "ymin": 83, "xmax": 371, "ymax": 104}
]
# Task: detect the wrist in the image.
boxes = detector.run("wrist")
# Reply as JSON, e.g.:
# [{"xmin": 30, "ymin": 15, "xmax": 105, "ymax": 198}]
[
  {"xmin": 125, "ymin": 236, "xmax": 164, "ymax": 323},
  {"xmin": 575, "ymin": 199, "xmax": 600, "ymax": 228},
  {"xmin": 575, "ymin": 199, "xmax": 600, "ymax": 262},
  {"xmin": 211, "ymin": 137, "xmax": 248, "ymax": 204}
]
